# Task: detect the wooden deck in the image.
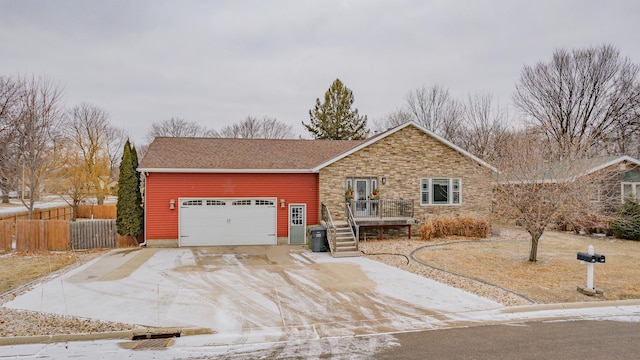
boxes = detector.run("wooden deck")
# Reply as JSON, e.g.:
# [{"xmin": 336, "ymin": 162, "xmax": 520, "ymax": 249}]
[
  {"xmin": 354, "ymin": 217, "xmax": 417, "ymax": 240},
  {"xmin": 353, "ymin": 217, "xmax": 416, "ymax": 226}
]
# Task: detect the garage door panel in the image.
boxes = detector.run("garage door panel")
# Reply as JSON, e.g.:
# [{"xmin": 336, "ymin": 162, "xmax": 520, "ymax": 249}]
[{"xmin": 179, "ymin": 198, "xmax": 276, "ymax": 246}]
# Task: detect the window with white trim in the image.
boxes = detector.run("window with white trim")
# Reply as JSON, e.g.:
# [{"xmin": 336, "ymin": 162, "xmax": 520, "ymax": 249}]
[
  {"xmin": 420, "ymin": 178, "xmax": 461, "ymax": 205},
  {"xmin": 622, "ymin": 182, "xmax": 640, "ymax": 202}
]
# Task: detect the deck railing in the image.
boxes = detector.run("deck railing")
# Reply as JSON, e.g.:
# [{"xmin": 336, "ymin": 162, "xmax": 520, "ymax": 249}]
[
  {"xmin": 321, "ymin": 203, "xmax": 336, "ymax": 255},
  {"xmin": 345, "ymin": 201, "xmax": 359, "ymax": 248},
  {"xmin": 348, "ymin": 199, "xmax": 414, "ymax": 218}
]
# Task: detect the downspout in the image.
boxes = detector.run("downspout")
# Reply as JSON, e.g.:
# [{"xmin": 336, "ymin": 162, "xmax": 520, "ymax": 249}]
[{"xmin": 138, "ymin": 171, "xmax": 148, "ymax": 247}]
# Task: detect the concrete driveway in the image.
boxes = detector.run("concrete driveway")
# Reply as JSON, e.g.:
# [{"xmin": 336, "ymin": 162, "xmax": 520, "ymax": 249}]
[{"xmin": 4, "ymin": 246, "xmax": 502, "ymax": 344}]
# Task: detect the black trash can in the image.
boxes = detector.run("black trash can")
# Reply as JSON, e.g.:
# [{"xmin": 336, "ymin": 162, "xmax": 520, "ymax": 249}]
[{"xmin": 307, "ymin": 225, "xmax": 328, "ymax": 252}]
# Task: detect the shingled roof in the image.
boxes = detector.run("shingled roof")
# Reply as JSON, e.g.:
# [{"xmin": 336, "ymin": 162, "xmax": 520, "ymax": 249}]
[{"xmin": 139, "ymin": 137, "xmax": 364, "ymax": 172}]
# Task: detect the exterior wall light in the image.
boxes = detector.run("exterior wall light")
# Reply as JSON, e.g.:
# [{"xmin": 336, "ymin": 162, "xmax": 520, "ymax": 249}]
[
  {"xmin": 381, "ymin": 177, "xmax": 386, "ymax": 185},
  {"xmin": 169, "ymin": 199, "xmax": 176, "ymax": 210},
  {"xmin": 280, "ymin": 198, "xmax": 285, "ymax": 209}
]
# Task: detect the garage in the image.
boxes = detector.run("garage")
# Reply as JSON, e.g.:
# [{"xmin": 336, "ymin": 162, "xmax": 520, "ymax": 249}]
[{"xmin": 179, "ymin": 198, "xmax": 277, "ymax": 246}]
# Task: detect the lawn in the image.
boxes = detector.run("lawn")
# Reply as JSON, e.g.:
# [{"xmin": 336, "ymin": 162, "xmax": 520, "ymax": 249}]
[
  {"xmin": 0, "ymin": 251, "xmax": 100, "ymax": 296},
  {"xmin": 367, "ymin": 227, "xmax": 640, "ymax": 304}
]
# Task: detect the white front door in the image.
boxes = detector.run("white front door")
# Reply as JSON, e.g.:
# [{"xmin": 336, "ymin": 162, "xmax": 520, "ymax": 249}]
[{"xmin": 354, "ymin": 179, "xmax": 369, "ymax": 217}]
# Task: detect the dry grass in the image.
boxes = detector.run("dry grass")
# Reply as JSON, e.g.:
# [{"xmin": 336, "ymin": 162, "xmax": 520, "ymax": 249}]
[
  {"xmin": 410, "ymin": 227, "xmax": 640, "ymax": 303},
  {"xmin": 0, "ymin": 251, "xmax": 92, "ymax": 295}
]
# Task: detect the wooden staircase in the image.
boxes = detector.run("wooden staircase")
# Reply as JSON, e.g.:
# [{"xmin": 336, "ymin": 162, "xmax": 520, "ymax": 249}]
[{"xmin": 331, "ymin": 221, "xmax": 360, "ymax": 258}]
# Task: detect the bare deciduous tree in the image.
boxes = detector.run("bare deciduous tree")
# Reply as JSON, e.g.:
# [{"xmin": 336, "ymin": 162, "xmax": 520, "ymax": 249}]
[
  {"xmin": 0, "ymin": 76, "xmax": 22, "ymax": 203},
  {"xmin": 145, "ymin": 117, "xmax": 218, "ymax": 143},
  {"xmin": 59, "ymin": 103, "xmax": 127, "ymax": 212},
  {"xmin": 492, "ymin": 131, "xmax": 617, "ymax": 262},
  {"xmin": 370, "ymin": 108, "xmax": 412, "ymax": 133},
  {"xmin": 219, "ymin": 116, "xmax": 296, "ymax": 139},
  {"xmin": 513, "ymin": 44, "xmax": 640, "ymax": 159},
  {"xmin": 13, "ymin": 76, "xmax": 65, "ymax": 218},
  {"xmin": 405, "ymin": 84, "xmax": 464, "ymax": 141},
  {"xmin": 458, "ymin": 92, "xmax": 510, "ymax": 161}
]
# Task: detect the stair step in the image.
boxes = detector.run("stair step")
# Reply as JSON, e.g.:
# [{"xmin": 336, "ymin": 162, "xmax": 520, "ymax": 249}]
[
  {"xmin": 333, "ymin": 251, "xmax": 360, "ymax": 258},
  {"xmin": 327, "ymin": 222, "xmax": 358, "ymax": 258},
  {"xmin": 336, "ymin": 240, "xmax": 355, "ymax": 244},
  {"xmin": 335, "ymin": 246, "xmax": 358, "ymax": 254}
]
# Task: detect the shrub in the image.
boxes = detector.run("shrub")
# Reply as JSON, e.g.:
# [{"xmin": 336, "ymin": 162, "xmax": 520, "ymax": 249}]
[
  {"xmin": 611, "ymin": 198, "xmax": 640, "ymax": 240},
  {"xmin": 419, "ymin": 217, "xmax": 491, "ymax": 240},
  {"xmin": 571, "ymin": 213, "xmax": 612, "ymax": 235},
  {"xmin": 420, "ymin": 222, "xmax": 434, "ymax": 240},
  {"xmin": 432, "ymin": 218, "xmax": 456, "ymax": 237}
]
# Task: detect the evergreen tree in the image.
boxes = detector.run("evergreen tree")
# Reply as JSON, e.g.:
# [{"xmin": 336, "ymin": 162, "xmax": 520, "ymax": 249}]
[
  {"xmin": 131, "ymin": 145, "xmax": 141, "ymax": 184},
  {"xmin": 303, "ymin": 78, "xmax": 369, "ymax": 140},
  {"xmin": 130, "ymin": 145, "xmax": 144, "ymax": 235},
  {"xmin": 116, "ymin": 140, "xmax": 144, "ymax": 237}
]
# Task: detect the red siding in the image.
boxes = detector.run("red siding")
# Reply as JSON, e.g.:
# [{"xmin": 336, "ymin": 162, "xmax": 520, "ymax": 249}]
[{"xmin": 144, "ymin": 172, "xmax": 319, "ymax": 241}]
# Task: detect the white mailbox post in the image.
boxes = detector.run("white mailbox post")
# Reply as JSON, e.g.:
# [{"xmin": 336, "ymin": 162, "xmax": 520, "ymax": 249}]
[{"xmin": 577, "ymin": 245, "xmax": 605, "ymax": 296}]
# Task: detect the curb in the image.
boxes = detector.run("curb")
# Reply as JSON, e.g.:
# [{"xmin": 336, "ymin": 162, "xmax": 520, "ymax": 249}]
[
  {"xmin": 500, "ymin": 299, "xmax": 640, "ymax": 314},
  {"xmin": 0, "ymin": 327, "xmax": 213, "ymax": 346}
]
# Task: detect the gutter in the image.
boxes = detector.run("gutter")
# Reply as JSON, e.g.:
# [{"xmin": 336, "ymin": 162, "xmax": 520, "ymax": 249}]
[{"xmin": 138, "ymin": 171, "xmax": 148, "ymax": 247}]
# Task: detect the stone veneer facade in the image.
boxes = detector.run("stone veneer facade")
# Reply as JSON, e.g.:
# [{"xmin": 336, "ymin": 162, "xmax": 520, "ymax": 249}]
[{"xmin": 319, "ymin": 125, "xmax": 495, "ymax": 225}]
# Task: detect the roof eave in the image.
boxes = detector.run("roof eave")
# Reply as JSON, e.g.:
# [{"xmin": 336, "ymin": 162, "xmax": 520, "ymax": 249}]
[
  {"xmin": 312, "ymin": 121, "xmax": 498, "ymax": 172},
  {"xmin": 584, "ymin": 155, "xmax": 640, "ymax": 176},
  {"xmin": 137, "ymin": 168, "xmax": 316, "ymax": 174}
]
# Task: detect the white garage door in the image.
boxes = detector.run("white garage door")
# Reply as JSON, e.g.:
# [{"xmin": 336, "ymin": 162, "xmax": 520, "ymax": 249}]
[{"xmin": 179, "ymin": 198, "xmax": 277, "ymax": 246}]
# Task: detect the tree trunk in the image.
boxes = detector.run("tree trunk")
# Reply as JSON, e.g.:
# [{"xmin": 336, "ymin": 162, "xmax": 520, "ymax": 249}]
[{"xmin": 528, "ymin": 231, "xmax": 543, "ymax": 262}]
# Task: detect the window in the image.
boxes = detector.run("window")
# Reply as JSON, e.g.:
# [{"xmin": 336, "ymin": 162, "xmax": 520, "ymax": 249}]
[
  {"xmin": 206, "ymin": 200, "xmax": 226, "ymax": 206},
  {"xmin": 255, "ymin": 200, "xmax": 274, "ymax": 206},
  {"xmin": 622, "ymin": 182, "xmax": 640, "ymax": 202},
  {"xmin": 420, "ymin": 178, "xmax": 462, "ymax": 205},
  {"xmin": 232, "ymin": 200, "xmax": 252, "ymax": 206},
  {"xmin": 182, "ymin": 200, "xmax": 202, "ymax": 206}
]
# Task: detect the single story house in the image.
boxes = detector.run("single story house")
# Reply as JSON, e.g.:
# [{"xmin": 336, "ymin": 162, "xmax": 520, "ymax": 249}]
[
  {"xmin": 138, "ymin": 122, "xmax": 496, "ymax": 254},
  {"xmin": 575, "ymin": 155, "xmax": 640, "ymax": 207}
]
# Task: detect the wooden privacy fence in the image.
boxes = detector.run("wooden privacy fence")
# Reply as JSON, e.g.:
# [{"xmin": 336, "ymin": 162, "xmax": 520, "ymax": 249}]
[
  {"xmin": 0, "ymin": 205, "xmax": 73, "ymax": 223},
  {"xmin": 0, "ymin": 222, "xmax": 13, "ymax": 250},
  {"xmin": 0, "ymin": 219, "xmax": 137, "ymax": 251},
  {"xmin": 70, "ymin": 220, "xmax": 117, "ymax": 249},
  {"xmin": 15, "ymin": 220, "xmax": 70, "ymax": 251},
  {"xmin": 76, "ymin": 205, "xmax": 117, "ymax": 219}
]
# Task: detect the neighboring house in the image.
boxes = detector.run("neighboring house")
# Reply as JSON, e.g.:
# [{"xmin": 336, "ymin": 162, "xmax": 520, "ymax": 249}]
[
  {"xmin": 495, "ymin": 155, "xmax": 640, "ymax": 232},
  {"xmin": 138, "ymin": 122, "xmax": 496, "ymax": 254},
  {"xmin": 577, "ymin": 155, "xmax": 640, "ymax": 207}
]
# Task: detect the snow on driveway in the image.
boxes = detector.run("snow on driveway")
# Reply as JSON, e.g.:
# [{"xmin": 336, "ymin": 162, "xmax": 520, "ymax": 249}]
[{"xmin": 3, "ymin": 246, "xmax": 503, "ymax": 344}]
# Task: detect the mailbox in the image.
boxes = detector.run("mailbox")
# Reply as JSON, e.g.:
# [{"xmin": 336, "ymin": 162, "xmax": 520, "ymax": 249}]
[
  {"xmin": 577, "ymin": 252, "xmax": 595, "ymax": 263},
  {"xmin": 577, "ymin": 252, "xmax": 606, "ymax": 263}
]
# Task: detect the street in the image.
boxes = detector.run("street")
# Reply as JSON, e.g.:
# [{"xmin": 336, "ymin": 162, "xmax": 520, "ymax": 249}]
[{"xmin": 375, "ymin": 320, "xmax": 640, "ymax": 359}]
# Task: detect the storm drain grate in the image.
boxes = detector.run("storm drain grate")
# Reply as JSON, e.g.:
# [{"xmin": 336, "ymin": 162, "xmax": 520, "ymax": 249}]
[{"xmin": 133, "ymin": 338, "xmax": 173, "ymax": 350}]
